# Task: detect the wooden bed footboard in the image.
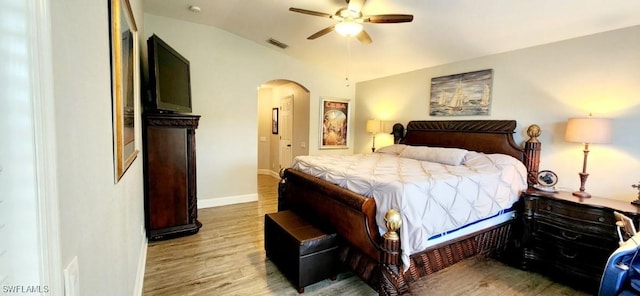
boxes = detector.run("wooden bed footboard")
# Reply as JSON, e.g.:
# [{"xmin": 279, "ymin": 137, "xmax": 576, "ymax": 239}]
[
  {"xmin": 279, "ymin": 169, "xmax": 380, "ymax": 260},
  {"xmin": 279, "ymin": 170, "xmax": 514, "ymax": 295},
  {"xmin": 279, "ymin": 169, "xmax": 405, "ymax": 294}
]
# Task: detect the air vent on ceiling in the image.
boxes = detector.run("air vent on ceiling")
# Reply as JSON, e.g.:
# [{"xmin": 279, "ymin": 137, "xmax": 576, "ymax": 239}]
[{"xmin": 267, "ymin": 38, "xmax": 288, "ymax": 49}]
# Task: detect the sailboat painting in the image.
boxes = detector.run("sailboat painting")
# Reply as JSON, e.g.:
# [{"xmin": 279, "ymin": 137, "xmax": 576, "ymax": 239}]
[{"xmin": 429, "ymin": 69, "xmax": 493, "ymax": 116}]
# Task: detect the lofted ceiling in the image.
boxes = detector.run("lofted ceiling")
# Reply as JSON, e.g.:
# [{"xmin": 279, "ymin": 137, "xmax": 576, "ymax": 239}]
[{"xmin": 143, "ymin": 0, "xmax": 640, "ymax": 83}]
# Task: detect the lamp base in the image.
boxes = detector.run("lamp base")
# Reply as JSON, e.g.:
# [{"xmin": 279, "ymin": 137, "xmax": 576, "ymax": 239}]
[{"xmin": 572, "ymin": 190, "xmax": 592, "ymax": 198}]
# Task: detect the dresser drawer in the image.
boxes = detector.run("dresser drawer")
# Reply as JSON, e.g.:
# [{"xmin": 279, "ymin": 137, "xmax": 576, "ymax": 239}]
[
  {"xmin": 533, "ymin": 237, "xmax": 609, "ymax": 278},
  {"xmin": 533, "ymin": 198, "xmax": 617, "ymax": 237},
  {"xmin": 534, "ymin": 219, "xmax": 618, "ymax": 249}
]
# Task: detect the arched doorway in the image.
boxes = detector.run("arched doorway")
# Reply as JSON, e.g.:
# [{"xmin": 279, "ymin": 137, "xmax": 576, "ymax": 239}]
[{"xmin": 257, "ymin": 79, "xmax": 310, "ymax": 178}]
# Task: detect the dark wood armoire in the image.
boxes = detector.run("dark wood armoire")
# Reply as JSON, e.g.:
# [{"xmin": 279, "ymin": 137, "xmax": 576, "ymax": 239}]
[{"xmin": 143, "ymin": 113, "xmax": 201, "ymax": 240}]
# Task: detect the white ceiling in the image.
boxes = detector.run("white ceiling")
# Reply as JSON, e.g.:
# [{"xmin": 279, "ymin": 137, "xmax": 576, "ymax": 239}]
[{"xmin": 143, "ymin": 0, "xmax": 640, "ymax": 83}]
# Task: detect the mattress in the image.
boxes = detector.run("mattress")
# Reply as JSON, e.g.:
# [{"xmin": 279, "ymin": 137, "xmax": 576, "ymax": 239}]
[{"xmin": 291, "ymin": 148, "xmax": 528, "ymax": 269}]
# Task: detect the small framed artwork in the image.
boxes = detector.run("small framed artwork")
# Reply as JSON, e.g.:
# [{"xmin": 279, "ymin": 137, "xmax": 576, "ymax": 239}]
[
  {"xmin": 109, "ymin": 0, "xmax": 139, "ymax": 182},
  {"xmin": 319, "ymin": 97, "xmax": 350, "ymax": 149},
  {"xmin": 272, "ymin": 107, "xmax": 278, "ymax": 134},
  {"xmin": 429, "ymin": 69, "xmax": 493, "ymax": 116}
]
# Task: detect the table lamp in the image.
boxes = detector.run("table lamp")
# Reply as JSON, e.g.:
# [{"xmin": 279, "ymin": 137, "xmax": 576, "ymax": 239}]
[
  {"xmin": 366, "ymin": 119, "xmax": 382, "ymax": 152},
  {"xmin": 564, "ymin": 115, "xmax": 612, "ymax": 198}
]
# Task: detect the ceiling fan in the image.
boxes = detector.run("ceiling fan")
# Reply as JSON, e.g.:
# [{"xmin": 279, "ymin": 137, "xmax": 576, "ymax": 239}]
[{"xmin": 289, "ymin": 0, "xmax": 413, "ymax": 44}]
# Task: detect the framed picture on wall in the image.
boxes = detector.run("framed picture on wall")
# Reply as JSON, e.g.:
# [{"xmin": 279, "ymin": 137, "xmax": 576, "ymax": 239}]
[
  {"xmin": 109, "ymin": 0, "xmax": 139, "ymax": 182},
  {"xmin": 429, "ymin": 69, "xmax": 493, "ymax": 116},
  {"xmin": 272, "ymin": 107, "xmax": 278, "ymax": 134},
  {"xmin": 319, "ymin": 97, "xmax": 350, "ymax": 149}
]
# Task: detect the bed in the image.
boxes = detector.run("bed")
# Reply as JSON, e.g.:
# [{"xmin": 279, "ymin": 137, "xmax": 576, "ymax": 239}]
[{"xmin": 278, "ymin": 120, "xmax": 541, "ymax": 295}]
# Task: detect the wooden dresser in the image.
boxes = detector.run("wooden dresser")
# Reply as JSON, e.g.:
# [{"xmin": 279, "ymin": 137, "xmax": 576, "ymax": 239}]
[
  {"xmin": 517, "ymin": 189, "xmax": 640, "ymax": 292},
  {"xmin": 143, "ymin": 113, "xmax": 201, "ymax": 240}
]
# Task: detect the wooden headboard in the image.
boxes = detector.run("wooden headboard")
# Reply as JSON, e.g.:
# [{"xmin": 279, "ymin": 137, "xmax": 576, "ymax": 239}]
[
  {"xmin": 393, "ymin": 120, "xmax": 541, "ymax": 185},
  {"xmin": 394, "ymin": 120, "xmax": 524, "ymax": 161}
]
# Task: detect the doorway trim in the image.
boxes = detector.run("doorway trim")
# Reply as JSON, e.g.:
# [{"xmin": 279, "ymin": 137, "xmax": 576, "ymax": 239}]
[
  {"xmin": 29, "ymin": 0, "xmax": 63, "ymax": 294},
  {"xmin": 257, "ymin": 80, "xmax": 310, "ymax": 178}
]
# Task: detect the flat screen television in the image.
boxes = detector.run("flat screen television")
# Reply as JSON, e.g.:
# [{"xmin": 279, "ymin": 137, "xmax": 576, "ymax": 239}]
[{"xmin": 147, "ymin": 34, "xmax": 192, "ymax": 113}]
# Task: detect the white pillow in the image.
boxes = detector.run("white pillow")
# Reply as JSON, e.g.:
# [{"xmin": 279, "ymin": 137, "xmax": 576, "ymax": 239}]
[
  {"xmin": 399, "ymin": 146, "xmax": 468, "ymax": 166},
  {"xmin": 374, "ymin": 144, "xmax": 407, "ymax": 155}
]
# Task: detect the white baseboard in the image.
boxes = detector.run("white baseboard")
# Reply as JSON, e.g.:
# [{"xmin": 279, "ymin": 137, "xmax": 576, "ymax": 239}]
[
  {"xmin": 197, "ymin": 172, "xmax": 279, "ymax": 209},
  {"xmin": 257, "ymin": 169, "xmax": 280, "ymax": 179},
  {"xmin": 133, "ymin": 235, "xmax": 148, "ymax": 296},
  {"xmin": 198, "ymin": 193, "xmax": 258, "ymax": 209}
]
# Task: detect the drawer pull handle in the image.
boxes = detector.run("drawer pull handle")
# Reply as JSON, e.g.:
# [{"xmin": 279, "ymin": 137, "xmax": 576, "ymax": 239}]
[
  {"xmin": 561, "ymin": 231, "xmax": 580, "ymax": 240},
  {"xmin": 560, "ymin": 249, "xmax": 578, "ymax": 259},
  {"xmin": 598, "ymin": 217, "xmax": 605, "ymax": 222},
  {"xmin": 546, "ymin": 205, "xmax": 552, "ymax": 211}
]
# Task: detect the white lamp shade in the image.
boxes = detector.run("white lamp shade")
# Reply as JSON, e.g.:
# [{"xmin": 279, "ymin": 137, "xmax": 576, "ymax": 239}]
[
  {"xmin": 366, "ymin": 119, "xmax": 382, "ymax": 134},
  {"xmin": 565, "ymin": 117, "xmax": 612, "ymax": 144}
]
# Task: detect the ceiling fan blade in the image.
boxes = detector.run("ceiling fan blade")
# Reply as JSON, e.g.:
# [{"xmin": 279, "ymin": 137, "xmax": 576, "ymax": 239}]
[
  {"xmin": 365, "ymin": 14, "xmax": 414, "ymax": 23},
  {"xmin": 356, "ymin": 30, "xmax": 372, "ymax": 45},
  {"xmin": 308, "ymin": 25, "xmax": 336, "ymax": 40},
  {"xmin": 289, "ymin": 7, "xmax": 334, "ymax": 18},
  {"xmin": 347, "ymin": 0, "xmax": 366, "ymax": 13}
]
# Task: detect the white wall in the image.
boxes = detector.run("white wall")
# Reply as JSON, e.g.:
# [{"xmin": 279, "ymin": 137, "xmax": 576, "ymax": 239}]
[
  {"xmin": 287, "ymin": 85, "xmax": 311, "ymax": 162},
  {"xmin": 144, "ymin": 14, "xmax": 354, "ymax": 204},
  {"xmin": 257, "ymin": 87, "xmax": 273, "ymax": 173},
  {"xmin": 355, "ymin": 26, "xmax": 640, "ymax": 200},
  {"xmin": 50, "ymin": 0, "xmax": 146, "ymax": 295}
]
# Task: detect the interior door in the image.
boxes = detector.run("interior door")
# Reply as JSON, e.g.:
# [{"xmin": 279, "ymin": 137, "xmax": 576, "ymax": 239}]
[{"xmin": 279, "ymin": 95, "xmax": 293, "ymax": 169}]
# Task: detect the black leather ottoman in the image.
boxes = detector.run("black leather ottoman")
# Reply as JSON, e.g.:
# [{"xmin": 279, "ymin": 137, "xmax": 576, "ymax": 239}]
[{"xmin": 264, "ymin": 210, "xmax": 338, "ymax": 293}]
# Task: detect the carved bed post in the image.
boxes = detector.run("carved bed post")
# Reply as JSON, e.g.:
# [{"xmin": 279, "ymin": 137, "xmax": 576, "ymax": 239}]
[
  {"xmin": 524, "ymin": 124, "xmax": 542, "ymax": 187},
  {"xmin": 391, "ymin": 123, "xmax": 405, "ymax": 144},
  {"xmin": 379, "ymin": 209, "xmax": 410, "ymax": 296},
  {"xmin": 277, "ymin": 168, "xmax": 289, "ymax": 212}
]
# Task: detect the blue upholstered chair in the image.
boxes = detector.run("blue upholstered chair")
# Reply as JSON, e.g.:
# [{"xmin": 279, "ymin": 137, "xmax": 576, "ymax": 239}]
[{"xmin": 599, "ymin": 212, "xmax": 640, "ymax": 296}]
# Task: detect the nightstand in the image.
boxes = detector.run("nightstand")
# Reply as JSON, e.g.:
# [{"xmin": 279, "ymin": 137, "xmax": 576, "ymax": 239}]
[{"xmin": 517, "ymin": 189, "xmax": 640, "ymax": 292}]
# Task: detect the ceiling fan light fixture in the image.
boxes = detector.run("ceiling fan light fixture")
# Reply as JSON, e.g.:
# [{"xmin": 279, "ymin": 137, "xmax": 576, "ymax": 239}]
[
  {"xmin": 335, "ymin": 21, "xmax": 363, "ymax": 37},
  {"xmin": 289, "ymin": 3, "xmax": 413, "ymax": 44}
]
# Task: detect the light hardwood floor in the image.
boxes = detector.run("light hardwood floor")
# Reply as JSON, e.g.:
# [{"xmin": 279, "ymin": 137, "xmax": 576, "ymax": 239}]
[{"xmin": 143, "ymin": 175, "xmax": 591, "ymax": 296}]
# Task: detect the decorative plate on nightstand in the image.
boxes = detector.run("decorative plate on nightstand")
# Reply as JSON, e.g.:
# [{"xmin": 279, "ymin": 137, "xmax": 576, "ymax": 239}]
[{"xmin": 535, "ymin": 170, "xmax": 558, "ymax": 192}]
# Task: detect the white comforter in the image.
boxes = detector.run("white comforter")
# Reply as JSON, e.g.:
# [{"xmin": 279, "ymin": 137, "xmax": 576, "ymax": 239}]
[{"xmin": 291, "ymin": 151, "xmax": 527, "ymax": 270}]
